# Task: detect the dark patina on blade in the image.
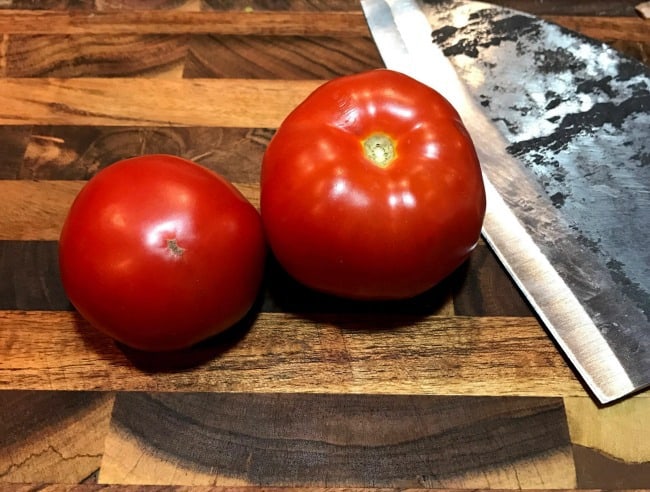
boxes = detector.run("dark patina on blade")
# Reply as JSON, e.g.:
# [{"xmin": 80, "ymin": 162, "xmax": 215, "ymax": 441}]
[
  {"xmin": 423, "ymin": 0, "xmax": 650, "ymax": 395},
  {"xmin": 361, "ymin": 0, "xmax": 649, "ymax": 403}
]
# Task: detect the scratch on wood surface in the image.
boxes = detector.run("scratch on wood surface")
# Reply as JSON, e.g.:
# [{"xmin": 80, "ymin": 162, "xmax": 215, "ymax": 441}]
[
  {"xmin": 0, "ymin": 444, "xmax": 89, "ymax": 479},
  {"xmin": 31, "ymin": 135, "xmax": 66, "ymax": 144}
]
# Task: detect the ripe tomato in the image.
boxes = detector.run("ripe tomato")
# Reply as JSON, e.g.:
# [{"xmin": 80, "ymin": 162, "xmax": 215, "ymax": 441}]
[
  {"xmin": 261, "ymin": 69, "xmax": 486, "ymax": 300},
  {"xmin": 59, "ymin": 154, "xmax": 266, "ymax": 351}
]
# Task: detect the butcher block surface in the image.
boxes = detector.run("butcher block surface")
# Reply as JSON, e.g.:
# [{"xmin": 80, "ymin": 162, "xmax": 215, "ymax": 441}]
[{"xmin": 1, "ymin": 0, "xmax": 649, "ymax": 490}]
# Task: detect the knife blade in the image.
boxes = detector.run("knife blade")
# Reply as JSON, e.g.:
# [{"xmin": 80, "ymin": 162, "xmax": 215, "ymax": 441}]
[{"xmin": 360, "ymin": 0, "xmax": 650, "ymax": 404}]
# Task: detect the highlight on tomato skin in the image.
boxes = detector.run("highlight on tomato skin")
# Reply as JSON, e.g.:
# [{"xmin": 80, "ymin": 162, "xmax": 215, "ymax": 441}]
[
  {"xmin": 260, "ymin": 69, "xmax": 486, "ymax": 301},
  {"xmin": 58, "ymin": 154, "xmax": 267, "ymax": 352}
]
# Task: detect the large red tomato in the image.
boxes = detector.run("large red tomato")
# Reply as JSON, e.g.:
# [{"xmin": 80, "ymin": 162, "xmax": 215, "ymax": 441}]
[
  {"xmin": 59, "ymin": 154, "xmax": 266, "ymax": 351},
  {"xmin": 261, "ymin": 69, "xmax": 486, "ymax": 300}
]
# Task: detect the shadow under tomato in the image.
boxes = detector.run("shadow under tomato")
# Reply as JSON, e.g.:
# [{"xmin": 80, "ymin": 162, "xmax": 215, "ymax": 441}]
[
  {"xmin": 121, "ymin": 292, "xmax": 263, "ymax": 373},
  {"xmin": 261, "ymin": 252, "xmax": 469, "ymax": 330},
  {"xmin": 72, "ymin": 288, "xmax": 263, "ymax": 374},
  {"xmin": 72, "ymin": 254, "xmax": 473, "ymax": 369}
]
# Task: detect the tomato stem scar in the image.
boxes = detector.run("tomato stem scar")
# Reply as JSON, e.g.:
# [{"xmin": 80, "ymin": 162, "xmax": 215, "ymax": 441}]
[
  {"xmin": 167, "ymin": 238, "xmax": 185, "ymax": 257},
  {"xmin": 363, "ymin": 133, "xmax": 395, "ymax": 168}
]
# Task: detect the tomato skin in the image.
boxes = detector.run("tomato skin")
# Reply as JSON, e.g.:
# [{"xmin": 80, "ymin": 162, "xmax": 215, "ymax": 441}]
[
  {"xmin": 261, "ymin": 69, "xmax": 486, "ymax": 300},
  {"xmin": 59, "ymin": 154, "xmax": 265, "ymax": 351}
]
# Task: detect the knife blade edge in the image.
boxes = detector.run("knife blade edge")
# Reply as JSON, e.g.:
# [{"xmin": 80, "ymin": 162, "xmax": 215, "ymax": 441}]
[{"xmin": 482, "ymin": 178, "xmax": 636, "ymax": 402}]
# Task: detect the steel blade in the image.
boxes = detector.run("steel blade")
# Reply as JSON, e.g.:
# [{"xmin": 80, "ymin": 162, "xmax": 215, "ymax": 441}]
[{"xmin": 361, "ymin": 0, "xmax": 650, "ymax": 403}]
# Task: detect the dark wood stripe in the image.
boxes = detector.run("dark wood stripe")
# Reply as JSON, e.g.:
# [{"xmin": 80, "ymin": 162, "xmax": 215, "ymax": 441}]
[
  {"xmin": 452, "ymin": 243, "xmax": 534, "ymax": 317},
  {"xmin": 0, "ymin": 241, "xmax": 70, "ymax": 311},
  {"xmin": 16, "ymin": 126, "xmax": 272, "ymax": 181},
  {"xmin": 0, "ymin": 240, "xmax": 528, "ymax": 317},
  {"xmin": 0, "ymin": 9, "xmax": 646, "ymax": 42},
  {"xmin": 1, "ymin": 486, "xmax": 635, "ymax": 492},
  {"xmin": 0, "ymin": 11, "xmax": 371, "ymax": 36},
  {"xmin": 0, "ymin": 14, "xmax": 647, "ymax": 78},
  {"xmin": 573, "ymin": 443, "xmax": 650, "ymax": 488},
  {"xmin": 104, "ymin": 392, "xmax": 572, "ymax": 487},
  {"xmin": 0, "ymin": 3, "xmax": 647, "ymax": 67},
  {"xmin": 0, "ymin": 0, "xmax": 642, "ymax": 16},
  {"xmin": 0, "ymin": 19, "xmax": 646, "ymax": 74},
  {"xmin": 0, "ymin": 0, "xmax": 360, "ymax": 11},
  {"xmin": 0, "ymin": 126, "xmax": 31, "ymax": 179},
  {"xmin": 201, "ymin": 0, "xmax": 362, "ymax": 11},
  {"xmin": 3, "ymin": 34, "xmax": 379, "ymax": 79},
  {"xmin": 260, "ymin": 252, "xmax": 455, "ymax": 315},
  {"xmin": 183, "ymin": 35, "xmax": 381, "ymax": 79}
]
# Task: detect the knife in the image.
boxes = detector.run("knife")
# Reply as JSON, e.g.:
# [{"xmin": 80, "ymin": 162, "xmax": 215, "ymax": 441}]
[{"xmin": 360, "ymin": 0, "xmax": 650, "ymax": 404}]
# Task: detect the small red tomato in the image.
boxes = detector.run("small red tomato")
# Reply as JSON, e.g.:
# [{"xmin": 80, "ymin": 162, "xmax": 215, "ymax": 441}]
[
  {"xmin": 59, "ymin": 154, "xmax": 266, "ymax": 351},
  {"xmin": 261, "ymin": 69, "xmax": 486, "ymax": 300}
]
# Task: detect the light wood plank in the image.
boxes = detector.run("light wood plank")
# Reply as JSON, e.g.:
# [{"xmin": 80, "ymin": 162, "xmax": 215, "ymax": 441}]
[
  {"xmin": 1, "ymin": 180, "xmax": 82, "ymax": 241},
  {"xmin": 0, "ymin": 391, "xmax": 114, "ymax": 483},
  {"xmin": 0, "ymin": 180, "xmax": 260, "ymax": 240},
  {"xmin": 0, "ymin": 10, "xmax": 370, "ymax": 36},
  {"xmin": 564, "ymin": 395, "xmax": 650, "ymax": 462},
  {"xmin": 0, "ymin": 310, "xmax": 586, "ymax": 395},
  {"xmin": 0, "ymin": 78, "xmax": 322, "ymax": 127}
]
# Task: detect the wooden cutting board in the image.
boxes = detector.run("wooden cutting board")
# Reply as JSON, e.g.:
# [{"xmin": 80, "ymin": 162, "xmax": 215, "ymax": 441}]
[{"xmin": 1, "ymin": 1, "xmax": 649, "ymax": 489}]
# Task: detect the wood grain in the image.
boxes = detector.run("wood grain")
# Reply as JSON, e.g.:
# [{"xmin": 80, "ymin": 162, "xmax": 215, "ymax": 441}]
[
  {"xmin": 489, "ymin": 0, "xmax": 641, "ymax": 16},
  {"xmin": 0, "ymin": 8, "xmax": 647, "ymax": 50},
  {"xmin": 0, "ymin": 79, "xmax": 321, "ymax": 126},
  {"xmin": 0, "ymin": 241, "xmax": 70, "ymax": 310},
  {"xmin": 0, "ymin": 9, "xmax": 646, "ymax": 45},
  {"xmin": 3, "ymin": 34, "xmax": 380, "ymax": 79},
  {"xmin": 0, "ymin": 11, "xmax": 371, "ymax": 36},
  {"xmin": 100, "ymin": 392, "xmax": 575, "ymax": 487},
  {"xmin": 0, "ymin": 126, "xmax": 31, "ymax": 178},
  {"xmin": 5, "ymin": 34, "xmax": 188, "ymax": 78},
  {"xmin": 202, "ymin": 0, "xmax": 359, "ymax": 10},
  {"xmin": 19, "ymin": 126, "xmax": 273, "ymax": 180},
  {"xmin": 571, "ymin": 444, "xmax": 650, "ymax": 488},
  {"xmin": 0, "ymin": 391, "xmax": 114, "ymax": 483},
  {"xmin": 3, "ymin": 0, "xmax": 639, "ymax": 15},
  {"xmin": 0, "ymin": 16, "xmax": 646, "ymax": 86},
  {"xmin": 183, "ymin": 35, "xmax": 381, "ymax": 79},
  {"xmin": 1, "ymin": 181, "xmax": 84, "ymax": 241},
  {"xmin": 2, "ymin": 484, "xmax": 650, "ymax": 492},
  {"xmin": 0, "ymin": 310, "xmax": 584, "ymax": 395}
]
